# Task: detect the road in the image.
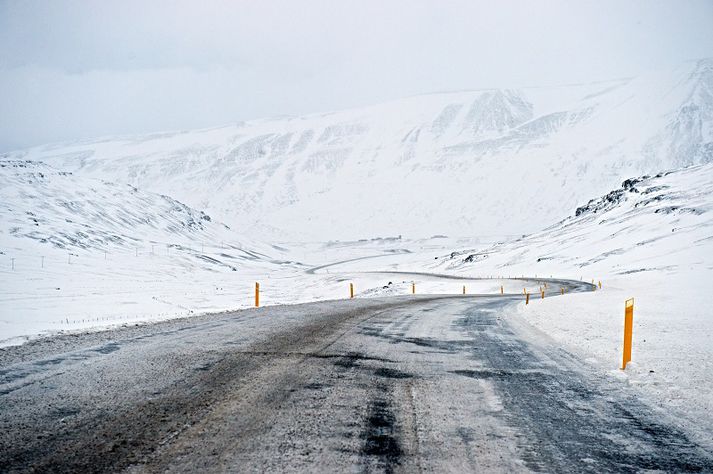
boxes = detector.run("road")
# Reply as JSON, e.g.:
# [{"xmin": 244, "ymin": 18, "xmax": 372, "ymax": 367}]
[
  {"xmin": 1, "ymin": 278, "xmax": 711, "ymax": 473},
  {"xmin": 304, "ymin": 250, "xmax": 411, "ymax": 274}
]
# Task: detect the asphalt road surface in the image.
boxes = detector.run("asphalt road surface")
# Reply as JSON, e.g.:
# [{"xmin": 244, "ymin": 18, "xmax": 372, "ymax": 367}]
[{"xmin": 1, "ymin": 279, "xmax": 711, "ymax": 473}]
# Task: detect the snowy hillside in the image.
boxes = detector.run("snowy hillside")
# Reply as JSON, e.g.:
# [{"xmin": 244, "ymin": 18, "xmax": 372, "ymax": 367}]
[
  {"xmin": 4, "ymin": 59, "xmax": 712, "ymax": 240},
  {"xmin": 0, "ymin": 159, "xmax": 299, "ymax": 345},
  {"xmin": 421, "ymin": 162, "xmax": 713, "ymax": 446},
  {"xmin": 2, "ymin": 160, "xmax": 236, "ymax": 253},
  {"xmin": 436, "ymin": 162, "xmax": 713, "ymax": 278}
]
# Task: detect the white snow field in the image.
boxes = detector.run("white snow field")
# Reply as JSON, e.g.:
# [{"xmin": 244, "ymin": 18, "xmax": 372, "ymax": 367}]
[
  {"xmin": 0, "ymin": 159, "xmax": 300, "ymax": 345},
  {"xmin": 3, "ymin": 59, "xmax": 712, "ymax": 241}
]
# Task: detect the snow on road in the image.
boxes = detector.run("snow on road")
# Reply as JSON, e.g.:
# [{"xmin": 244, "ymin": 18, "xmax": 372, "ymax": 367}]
[
  {"xmin": 514, "ymin": 272, "xmax": 713, "ymax": 450},
  {"xmin": 2, "ymin": 292, "xmax": 711, "ymax": 472}
]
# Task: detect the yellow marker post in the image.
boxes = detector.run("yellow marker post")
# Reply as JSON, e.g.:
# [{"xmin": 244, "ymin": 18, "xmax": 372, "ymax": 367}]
[
  {"xmin": 255, "ymin": 282, "xmax": 260, "ymax": 308},
  {"xmin": 621, "ymin": 298, "xmax": 634, "ymax": 369},
  {"xmin": 350, "ymin": 282, "xmax": 354, "ymax": 299},
  {"xmin": 412, "ymin": 282, "xmax": 416, "ymax": 294},
  {"xmin": 462, "ymin": 285, "xmax": 466, "ymax": 295},
  {"xmin": 560, "ymin": 288, "xmax": 564, "ymax": 295},
  {"xmin": 500, "ymin": 285, "xmax": 504, "ymax": 295},
  {"xmin": 523, "ymin": 288, "xmax": 527, "ymax": 295},
  {"xmin": 598, "ymin": 280, "xmax": 602, "ymax": 289},
  {"xmin": 525, "ymin": 293, "xmax": 530, "ymax": 305},
  {"xmin": 541, "ymin": 289, "xmax": 545, "ymax": 299}
]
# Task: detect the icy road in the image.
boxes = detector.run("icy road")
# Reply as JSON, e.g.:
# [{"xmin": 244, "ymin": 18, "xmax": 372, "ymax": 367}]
[{"xmin": 1, "ymin": 279, "xmax": 711, "ymax": 473}]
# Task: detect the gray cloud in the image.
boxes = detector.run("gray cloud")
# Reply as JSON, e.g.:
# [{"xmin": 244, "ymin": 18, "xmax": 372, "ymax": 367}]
[{"xmin": 1, "ymin": 0, "xmax": 712, "ymax": 151}]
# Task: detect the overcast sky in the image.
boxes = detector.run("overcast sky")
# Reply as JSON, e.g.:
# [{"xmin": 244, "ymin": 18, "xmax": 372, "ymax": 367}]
[{"xmin": 1, "ymin": 0, "xmax": 712, "ymax": 151}]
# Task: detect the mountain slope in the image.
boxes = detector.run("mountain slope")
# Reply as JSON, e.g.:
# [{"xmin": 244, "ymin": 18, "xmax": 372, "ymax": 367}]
[
  {"xmin": 0, "ymin": 159, "xmax": 291, "ymax": 345},
  {"xmin": 4, "ymin": 59, "xmax": 713, "ymax": 240},
  {"xmin": 424, "ymin": 162, "xmax": 713, "ymax": 448},
  {"xmin": 436, "ymin": 162, "xmax": 713, "ymax": 277},
  {"xmin": 2, "ymin": 160, "xmax": 222, "ymax": 251}
]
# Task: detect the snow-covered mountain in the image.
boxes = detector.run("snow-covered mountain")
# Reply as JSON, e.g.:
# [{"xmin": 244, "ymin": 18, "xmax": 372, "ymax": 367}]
[
  {"xmin": 5, "ymin": 59, "xmax": 712, "ymax": 240},
  {"xmin": 0, "ymin": 159, "xmax": 296, "ymax": 345},
  {"xmin": 434, "ymin": 161, "xmax": 713, "ymax": 278},
  {"xmin": 0, "ymin": 159, "xmax": 278, "ymax": 262}
]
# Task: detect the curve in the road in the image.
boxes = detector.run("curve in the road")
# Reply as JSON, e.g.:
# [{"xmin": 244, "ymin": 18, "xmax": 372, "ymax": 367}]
[
  {"xmin": 1, "ymin": 278, "xmax": 709, "ymax": 472},
  {"xmin": 305, "ymin": 250, "xmax": 411, "ymax": 275}
]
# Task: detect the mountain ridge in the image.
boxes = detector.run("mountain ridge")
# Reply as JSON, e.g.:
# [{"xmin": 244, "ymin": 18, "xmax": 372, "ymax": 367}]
[{"xmin": 4, "ymin": 58, "xmax": 712, "ymax": 240}]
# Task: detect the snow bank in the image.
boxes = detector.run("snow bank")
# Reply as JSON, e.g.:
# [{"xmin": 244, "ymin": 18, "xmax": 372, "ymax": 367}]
[{"xmin": 516, "ymin": 271, "xmax": 713, "ymax": 448}]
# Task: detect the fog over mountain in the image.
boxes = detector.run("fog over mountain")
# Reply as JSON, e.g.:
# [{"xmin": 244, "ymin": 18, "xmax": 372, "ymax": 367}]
[{"xmin": 6, "ymin": 59, "xmax": 712, "ymax": 240}]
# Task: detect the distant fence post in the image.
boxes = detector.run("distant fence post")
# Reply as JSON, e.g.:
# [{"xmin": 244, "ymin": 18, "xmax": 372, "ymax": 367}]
[
  {"xmin": 255, "ymin": 282, "xmax": 260, "ymax": 308},
  {"xmin": 350, "ymin": 282, "xmax": 354, "ymax": 299},
  {"xmin": 412, "ymin": 282, "xmax": 415, "ymax": 295},
  {"xmin": 525, "ymin": 292, "xmax": 530, "ymax": 305},
  {"xmin": 463, "ymin": 285, "xmax": 466, "ymax": 295}
]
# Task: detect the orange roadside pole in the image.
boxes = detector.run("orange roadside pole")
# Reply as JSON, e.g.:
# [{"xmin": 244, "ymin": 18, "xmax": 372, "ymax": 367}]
[
  {"xmin": 621, "ymin": 298, "xmax": 634, "ymax": 369},
  {"xmin": 255, "ymin": 282, "xmax": 260, "ymax": 308}
]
